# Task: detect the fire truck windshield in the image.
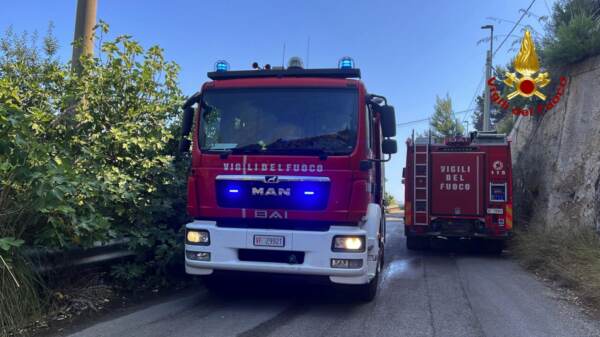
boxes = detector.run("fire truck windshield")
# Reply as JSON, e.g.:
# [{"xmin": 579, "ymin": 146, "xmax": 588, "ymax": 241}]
[{"xmin": 199, "ymin": 88, "xmax": 358, "ymax": 155}]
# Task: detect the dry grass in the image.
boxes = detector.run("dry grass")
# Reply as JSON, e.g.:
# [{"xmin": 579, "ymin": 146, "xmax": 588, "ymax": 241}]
[
  {"xmin": 0, "ymin": 255, "xmax": 42, "ymax": 336},
  {"xmin": 512, "ymin": 224, "xmax": 600, "ymax": 310}
]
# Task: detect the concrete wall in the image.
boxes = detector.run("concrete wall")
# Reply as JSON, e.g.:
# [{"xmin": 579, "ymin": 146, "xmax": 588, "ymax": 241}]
[{"xmin": 509, "ymin": 55, "xmax": 600, "ymax": 231}]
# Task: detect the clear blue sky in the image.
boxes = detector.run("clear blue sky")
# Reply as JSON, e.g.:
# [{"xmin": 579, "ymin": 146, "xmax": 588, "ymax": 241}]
[{"xmin": 2, "ymin": 0, "xmax": 552, "ymax": 202}]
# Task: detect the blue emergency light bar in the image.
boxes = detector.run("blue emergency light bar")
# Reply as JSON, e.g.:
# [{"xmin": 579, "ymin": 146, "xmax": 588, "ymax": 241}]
[
  {"xmin": 214, "ymin": 60, "xmax": 230, "ymax": 72},
  {"xmin": 338, "ymin": 57, "xmax": 354, "ymax": 69},
  {"xmin": 207, "ymin": 67, "xmax": 360, "ymax": 80}
]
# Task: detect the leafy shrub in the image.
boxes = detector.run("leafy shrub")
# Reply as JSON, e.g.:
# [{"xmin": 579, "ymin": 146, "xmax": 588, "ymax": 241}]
[
  {"xmin": 0, "ymin": 22, "xmax": 188, "ymax": 332},
  {"xmin": 542, "ymin": 0, "xmax": 600, "ymax": 67}
]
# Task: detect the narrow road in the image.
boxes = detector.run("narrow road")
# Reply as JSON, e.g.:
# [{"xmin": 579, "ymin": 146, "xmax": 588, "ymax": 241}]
[{"xmin": 63, "ymin": 219, "xmax": 600, "ymax": 337}]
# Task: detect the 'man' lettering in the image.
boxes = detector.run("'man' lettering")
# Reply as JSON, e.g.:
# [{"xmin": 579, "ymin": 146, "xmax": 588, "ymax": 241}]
[{"xmin": 251, "ymin": 187, "xmax": 291, "ymax": 196}]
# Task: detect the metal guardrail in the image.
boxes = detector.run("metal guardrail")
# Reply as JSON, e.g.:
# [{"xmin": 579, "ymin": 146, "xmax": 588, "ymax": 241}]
[{"xmin": 25, "ymin": 239, "xmax": 135, "ymax": 273}]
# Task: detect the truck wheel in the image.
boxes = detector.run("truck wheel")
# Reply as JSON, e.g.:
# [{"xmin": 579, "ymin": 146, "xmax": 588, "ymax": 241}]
[
  {"xmin": 379, "ymin": 240, "xmax": 386, "ymax": 269},
  {"xmin": 357, "ymin": 264, "xmax": 380, "ymax": 302},
  {"xmin": 378, "ymin": 227, "xmax": 386, "ymax": 269},
  {"xmin": 406, "ymin": 236, "xmax": 428, "ymax": 250},
  {"xmin": 356, "ymin": 239, "xmax": 383, "ymax": 302}
]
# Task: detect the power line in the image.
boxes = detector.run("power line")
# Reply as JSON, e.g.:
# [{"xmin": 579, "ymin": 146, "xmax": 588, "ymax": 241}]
[
  {"xmin": 461, "ymin": 71, "xmax": 485, "ymax": 126},
  {"xmin": 493, "ymin": 0, "xmax": 537, "ymax": 57},
  {"xmin": 461, "ymin": 0, "xmax": 537, "ymax": 130},
  {"xmin": 396, "ymin": 117, "xmax": 431, "ymax": 127},
  {"xmin": 396, "ymin": 108, "xmax": 476, "ymax": 127}
]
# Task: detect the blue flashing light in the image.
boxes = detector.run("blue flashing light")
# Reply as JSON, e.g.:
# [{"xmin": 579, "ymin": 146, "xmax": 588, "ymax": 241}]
[
  {"xmin": 338, "ymin": 57, "xmax": 354, "ymax": 69},
  {"xmin": 215, "ymin": 60, "xmax": 230, "ymax": 72},
  {"xmin": 304, "ymin": 191, "xmax": 315, "ymax": 196},
  {"xmin": 228, "ymin": 189, "xmax": 239, "ymax": 193}
]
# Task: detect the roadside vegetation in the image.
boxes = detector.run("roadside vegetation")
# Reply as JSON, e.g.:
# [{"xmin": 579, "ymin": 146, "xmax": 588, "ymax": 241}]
[
  {"xmin": 470, "ymin": 0, "xmax": 600, "ymax": 134},
  {"xmin": 0, "ymin": 22, "xmax": 188, "ymax": 334},
  {"xmin": 511, "ymin": 0, "xmax": 600, "ymax": 314},
  {"xmin": 542, "ymin": 0, "xmax": 600, "ymax": 68},
  {"xmin": 513, "ymin": 224, "xmax": 600, "ymax": 311}
]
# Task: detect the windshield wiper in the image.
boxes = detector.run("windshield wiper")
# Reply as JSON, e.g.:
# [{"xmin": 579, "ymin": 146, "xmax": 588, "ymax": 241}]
[
  {"xmin": 214, "ymin": 143, "xmax": 264, "ymax": 159},
  {"xmin": 266, "ymin": 139, "xmax": 331, "ymax": 159},
  {"xmin": 214, "ymin": 142, "xmax": 330, "ymax": 160},
  {"xmin": 264, "ymin": 147, "xmax": 329, "ymax": 160},
  {"xmin": 230, "ymin": 143, "xmax": 265, "ymax": 153}
]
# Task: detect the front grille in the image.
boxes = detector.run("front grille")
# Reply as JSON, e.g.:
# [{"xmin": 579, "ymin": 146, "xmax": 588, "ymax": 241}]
[
  {"xmin": 216, "ymin": 178, "xmax": 330, "ymax": 210},
  {"xmin": 238, "ymin": 249, "xmax": 305, "ymax": 264}
]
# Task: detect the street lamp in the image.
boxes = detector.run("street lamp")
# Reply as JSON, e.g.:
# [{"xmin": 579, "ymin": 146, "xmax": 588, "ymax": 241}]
[{"xmin": 481, "ymin": 24, "xmax": 494, "ymax": 132}]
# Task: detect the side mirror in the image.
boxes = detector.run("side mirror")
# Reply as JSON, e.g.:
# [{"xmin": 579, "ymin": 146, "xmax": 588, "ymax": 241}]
[
  {"xmin": 179, "ymin": 138, "xmax": 191, "ymax": 153},
  {"xmin": 375, "ymin": 105, "xmax": 396, "ymax": 138},
  {"xmin": 179, "ymin": 106, "xmax": 194, "ymax": 153},
  {"xmin": 382, "ymin": 138, "xmax": 397, "ymax": 155}
]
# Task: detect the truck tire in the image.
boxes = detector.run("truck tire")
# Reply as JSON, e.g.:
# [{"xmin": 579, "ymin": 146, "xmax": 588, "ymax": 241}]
[
  {"xmin": 356, "ymin": 238, "xmax": 383, "ymax": 302},
  {"xmin": 406, "ymin": 236, "xmax": 428, "ymax": 250},
  {"xmin": 379, "ymin": 218, "xmax": 386, "ymax": 269},
  {"xmin": 357, "ymin": 270, "xmax": 379, "ymax": 302}
]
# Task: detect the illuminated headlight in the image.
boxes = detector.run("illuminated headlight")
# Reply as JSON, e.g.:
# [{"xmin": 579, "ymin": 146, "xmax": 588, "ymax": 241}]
[
  {"xmin": 332, "ymin": 235, "xmax": 365, "ymax": 252},
  {"xmin": 331, "ymin": 258, "xmax": 363, "ymax": 269},
  {"xmin": 186, "ymin": 230, "xmax": 210, "ymax": 245},
  {"xmin": 186, "ymin": 251, "xmax": 211, "ymax": 261}
]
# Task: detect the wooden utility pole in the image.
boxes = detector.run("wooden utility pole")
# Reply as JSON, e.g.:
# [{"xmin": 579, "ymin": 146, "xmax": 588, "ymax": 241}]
[{"xmin": 71, "ymin": 0, "xmax": 97, "ymax": 72}]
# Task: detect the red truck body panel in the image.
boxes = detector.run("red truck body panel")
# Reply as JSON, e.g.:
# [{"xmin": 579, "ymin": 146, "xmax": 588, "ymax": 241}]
[
  {"xmin": 430, "ymin": 152, "xmax": 485, "ymax": 216},
  {"xmin": 187, "ymin": 76, "xmax": 377, "ymax": 224},
  {"xmin": 403, "ymin": 134, "xmax": 513, "ymax": 239}
]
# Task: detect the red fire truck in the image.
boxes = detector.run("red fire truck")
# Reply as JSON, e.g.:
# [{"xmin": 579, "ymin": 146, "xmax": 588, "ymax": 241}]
[
  {"xmin": 403, "ymin": 132, "xmax": 513, "ymax": 253},
  {"xmin": 179, "ymin": 57, "xmax": 397, "ymax": 300}
]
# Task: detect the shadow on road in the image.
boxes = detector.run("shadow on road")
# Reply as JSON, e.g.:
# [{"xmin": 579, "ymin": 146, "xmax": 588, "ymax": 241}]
[
  {"xmin": 408, "ymin": 238, "xmax": 509, "ymax": 259},
  {"xmin": 199, "ymin": 271, "xmax": 372, "ymax": 306}
]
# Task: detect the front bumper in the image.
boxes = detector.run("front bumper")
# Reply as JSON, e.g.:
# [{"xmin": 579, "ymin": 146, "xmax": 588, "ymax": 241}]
[
  {"xmin": 405, "ymin": 224, "xmax": 511, "ymax": 239},
  {"xmin": 185, "ymin": 220, "xmax": 370, "ymax": 285}
]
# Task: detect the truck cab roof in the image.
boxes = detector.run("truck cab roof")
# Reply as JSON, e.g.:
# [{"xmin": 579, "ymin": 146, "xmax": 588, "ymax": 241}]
[{"xmin": 207, "ymin": 68, "xmax": 361, "ymax": 80}]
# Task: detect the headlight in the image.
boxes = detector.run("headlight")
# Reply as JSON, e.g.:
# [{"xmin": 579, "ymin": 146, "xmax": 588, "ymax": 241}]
[
  {"xmin": 332, "ymin": 235, "xmax": 365, "ymax": 252},
  {"xmin": 186, "ymin": 230, "xmax": 210, "ymax": 245}
]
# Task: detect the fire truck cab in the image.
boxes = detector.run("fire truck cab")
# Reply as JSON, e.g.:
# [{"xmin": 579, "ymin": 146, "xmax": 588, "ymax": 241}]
[
  {"xmin": 403, "ymin": 132, "xmax": 513, "ymax": 253},
  {"xmin": 179, "ymin": 58, "xmax": 397, "ymax": 301}
]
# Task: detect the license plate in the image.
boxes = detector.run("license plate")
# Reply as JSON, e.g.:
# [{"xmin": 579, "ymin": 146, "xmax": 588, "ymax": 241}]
[
  {"xmin": 253, "ymin": 235, "xmax": 285, "ymax": 247},
  {"xmin": 487, "ymin": 208, "xmax": 504, "ymax": 214}
]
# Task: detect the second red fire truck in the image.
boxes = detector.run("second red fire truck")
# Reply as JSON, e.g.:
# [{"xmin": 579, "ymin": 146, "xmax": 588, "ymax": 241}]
[{"xmin": 403, "ymin": 132, "xmax": 513, "ymax": 253}]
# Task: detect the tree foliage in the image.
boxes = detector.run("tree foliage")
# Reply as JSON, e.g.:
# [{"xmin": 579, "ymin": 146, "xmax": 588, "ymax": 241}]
[
  {"xmin": 430, "ymin": 94, "xmax": 464, "ymax": 138},
  {"xmin": 383, "ymin": 192, "xmax": 396, "ymax": 207},
  {"xmin": 0, "ymin": 23, "xmax": 187, "ymax": 332},
  {"xmin": 542, "ymin": 0, "xmax": 600, "ymax": 67}
]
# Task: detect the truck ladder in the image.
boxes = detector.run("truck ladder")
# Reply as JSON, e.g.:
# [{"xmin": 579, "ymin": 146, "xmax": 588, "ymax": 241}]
[{"xmin": 413, "ymin": 137, "xmax": 429, "ymax": 226}]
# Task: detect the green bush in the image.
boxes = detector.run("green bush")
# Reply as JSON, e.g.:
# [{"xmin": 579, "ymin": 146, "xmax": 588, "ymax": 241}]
[
  {"xmin": 542, "ymin": 0, "xmax": 600, "ymax": 67},
  {"xmin": 0, "ymin": 23, "xmax": 187, "ymax": 332}
]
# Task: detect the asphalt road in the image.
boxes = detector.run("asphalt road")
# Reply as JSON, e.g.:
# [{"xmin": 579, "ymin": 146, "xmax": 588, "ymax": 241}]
[{"xmin": 63, "ymin": 219, "xmax": 600, "ymax": 337}]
